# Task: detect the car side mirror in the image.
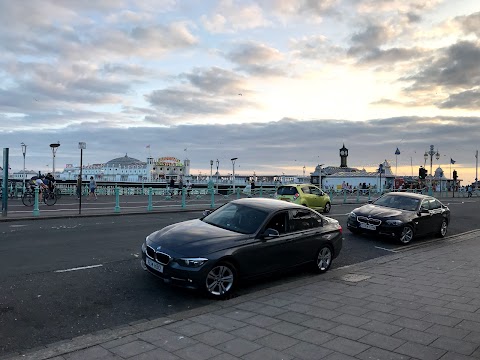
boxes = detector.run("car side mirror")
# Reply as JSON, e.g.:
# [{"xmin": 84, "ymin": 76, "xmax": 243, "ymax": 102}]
[
  {"xmin": 262, "ymin": 228, "xmax": 280, "ymax": 239},
  {"xmin": 202, "ymin": 210, "xmax": 212, "ymax": 218},
  {"xmin": 420, "ymin": 208, "xmax": 429, "ymax": 214},
  {"xmin": 367, "ymin": 200, "xmax": 373, "ymax": 204}
]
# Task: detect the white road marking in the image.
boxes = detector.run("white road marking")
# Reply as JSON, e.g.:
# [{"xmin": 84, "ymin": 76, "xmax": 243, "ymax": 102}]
[
  {"xmin": 9, "ymin": 224, "xmax": 28, "ymax": 228},
  {"xmin": 374, "ymin": 246, "xmax": 397, "ymax": 253},
  {"xmin": 54, "ymin": 264, "xmax": 103, "ymax": 273}
]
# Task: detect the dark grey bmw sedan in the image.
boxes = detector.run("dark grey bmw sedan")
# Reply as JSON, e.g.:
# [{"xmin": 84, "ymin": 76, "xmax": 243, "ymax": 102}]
[{"xmin": 141, "ymin": 198, "xmax": 343, "ymax": 298}]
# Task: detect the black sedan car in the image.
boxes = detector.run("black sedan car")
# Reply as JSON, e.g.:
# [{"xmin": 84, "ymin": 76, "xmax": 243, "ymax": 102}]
[
  {"xmin": 347, "ymin": 192, "xmax": 450, "ymax": 244},
  {"xmin": 141, "ymin": 198, "xmax": 343, "ymax": 298}
]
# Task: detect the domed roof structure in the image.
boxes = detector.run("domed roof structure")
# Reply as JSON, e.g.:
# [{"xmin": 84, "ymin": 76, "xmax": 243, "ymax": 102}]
[{"xmin": 105, "ymin": 154, "xmax": 144, "ymax": 167}]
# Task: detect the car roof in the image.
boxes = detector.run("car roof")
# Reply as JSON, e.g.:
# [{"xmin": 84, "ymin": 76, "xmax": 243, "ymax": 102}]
[
  {"xmin": 381, "ymin": 192, "xmax": 435, "ymax": 200},
  {"xmin": 230, "ymin": 197, "xmax": 306, "ymax": 212},
  {"xmin": 278, "ymin": 183, "xmax": 315, "ymax": 187}
]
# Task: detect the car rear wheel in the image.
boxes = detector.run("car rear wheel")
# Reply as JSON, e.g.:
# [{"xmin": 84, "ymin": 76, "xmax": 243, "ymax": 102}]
[
  {"xmin": 313, "ymin": 245, "xmax": 332, "ymax": 273},
  {"xmin": 204, "ymin": 262, "xmax": 237, "ymax": 299},
  {"xmin": 437, "ymin": 219, "xmax": 448, "ymax": 238},
  {"xmin": 399, "ymin": 225, "xmax": 414, "ymax": 245},
  {"xmin": 323, "ymin": 202, "xmax": 331, "ymax": 213}
]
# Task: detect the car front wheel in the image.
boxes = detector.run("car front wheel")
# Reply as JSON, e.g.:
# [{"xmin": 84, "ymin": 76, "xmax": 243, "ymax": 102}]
[
  {"xmin": 313, "ymin": 245, "xmax": 333, "ymax": 273},
  {"xmin": 437, "ymin": 219, "xmax": 448, "ymax": 238},
  {"xmin": 204, "ymin": 262, "xmax": 237, "ymax": 299},
  {"xmin": 323, "ymin": 202, "xmax": 331, "ymax": 213},
  {"xmin": 399, "ymin": 225, "xmax": 414, "ymax": 245}
]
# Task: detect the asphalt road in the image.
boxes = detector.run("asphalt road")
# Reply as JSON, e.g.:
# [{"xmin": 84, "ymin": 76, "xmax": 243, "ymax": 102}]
[{"xmin": 0, "ymin": 197, "xmax": 478, "ymax": 356}]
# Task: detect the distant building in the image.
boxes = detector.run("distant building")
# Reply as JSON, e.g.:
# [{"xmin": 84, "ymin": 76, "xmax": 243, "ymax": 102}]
[
  {"xmin": 311, "ymin": 144, "xmax": 394, "ymax": 190},
  {"xmin": 57, "ymin": 154, "xmax": 191, "ymax": 182}
]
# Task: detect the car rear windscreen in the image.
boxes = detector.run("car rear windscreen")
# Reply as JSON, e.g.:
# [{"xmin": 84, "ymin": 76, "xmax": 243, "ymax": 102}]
[{"xmin": 277, "ymin": 186, "xmax": 298, "ymax": 195}]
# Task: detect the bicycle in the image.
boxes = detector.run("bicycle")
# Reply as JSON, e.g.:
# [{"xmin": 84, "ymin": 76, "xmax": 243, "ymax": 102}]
[
  {"xmin": 54, "ymin": 187, "xmax": 62, "ymax": 200},
  {"xmin": 22, "ymin": 187, "xmax": 57, "ymax": 206},
  {"xmin": 43, "ymin": 189, "xmax": 57, "ymax": 206},
  {"xmin": 22, "ymin": 189, "xmax": 35, "ymax": 206}
]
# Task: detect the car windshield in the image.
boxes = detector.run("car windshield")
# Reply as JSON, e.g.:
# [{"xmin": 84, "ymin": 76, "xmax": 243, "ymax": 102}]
[
  {"xmin": 373, "ymin": 195, "xmax": 420, "ymax": 211},
  {"xmin": 276, "ymin": 186, "xmax": 297, "ymax": 195},
  {"xmin": 202, "ymin": 203, "xmax": 269, "ymax": 234}
]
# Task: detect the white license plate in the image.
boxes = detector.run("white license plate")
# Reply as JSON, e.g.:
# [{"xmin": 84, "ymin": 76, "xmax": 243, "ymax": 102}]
[
  {"xmin": 359, "ymin": 223, "xmax": 377, "ymax": 230},
  {"xmin": 146, "ymin": 257, "xmax": 164, "ymax": 273}
]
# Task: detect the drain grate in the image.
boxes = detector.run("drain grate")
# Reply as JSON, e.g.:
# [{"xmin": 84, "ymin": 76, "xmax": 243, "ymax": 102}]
[{"xmin": 339, "ymin": 273, "xmax": 371, "ymax": 282}]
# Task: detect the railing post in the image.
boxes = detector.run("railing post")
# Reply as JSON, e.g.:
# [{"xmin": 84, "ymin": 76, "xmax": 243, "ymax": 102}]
[
  {"xmin": 368, "ymin": 189, "xmax": 371, "ymax": 202},
  {"xmin": 343, "ymin": 189, "xmax": 347, "ymax": 204},
  {"xmin": 260, "ymin": 184, "xmax": 263, "ymax": 197},
  {"xmin": 181, "ymin": 186, "xmax": 186, "ymax": 208},
  {"xmin": 33, "ymin": 187, "xmax": 40, "ymax": 217},
  {"xmin": 356, "ymin": 188, "xmax": 360, "ymax": 203},
  {"xmin": 237, "ymin": 187, "xmax": 241, "ymax": 199},
  {"xmin": 329, "ymin": 189, "xmax": 333, "ymax": 203},
  {"xmin": 210, "ymin": 186, "xmax": 215, "ymax": 208},
  {"xmin": 147, "ymin": 187, "xmax": 153, "ymax": 211},
  {"xmin": 114, "ymin": 185, "xmax": 120, "ymax": 213}
]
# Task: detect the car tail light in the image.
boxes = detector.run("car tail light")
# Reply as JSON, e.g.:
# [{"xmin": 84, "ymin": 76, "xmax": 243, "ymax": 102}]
[
  {"xmin": 338, "ymin": 225, "xmax": 343, "ymax": 234},
  {"xmin": 294, "ymin": 193, "xmax": 299, "ymax": 200}
]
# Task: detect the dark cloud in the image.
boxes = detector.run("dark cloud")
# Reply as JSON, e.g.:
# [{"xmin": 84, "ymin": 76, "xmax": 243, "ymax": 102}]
[
  {"xmin": 224, "ymin": 41, "xmax": 286, "ymax": 76},
  {"xmin": 404, "ymin": 41, "xmax": 480, "ymax": 92},
  {"xmin": 145, "ymin": 67, "xmax": 256, "ymax": 118},
  {"xmin": 2, "ymin": 116, "xmax": 479, "ymax": 176},
  {"xmin": 457, "ymin": 11, "xmax": 480, "ymax": 37},
  {"xmin": 438, "ymin": 89, "xmax": 480, "ymax": 109},
  {"xmin": 348, "ymin": 25, "xmax": 389, "ymax": 56}
]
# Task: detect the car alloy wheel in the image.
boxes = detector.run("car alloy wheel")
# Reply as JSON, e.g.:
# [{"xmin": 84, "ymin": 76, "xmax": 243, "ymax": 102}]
[
  {"xmin": 438, "ymin": 219, "xmax": 448, "ymax": 238},
  {"xmin": 399, "ymin": 225, "xmax": 414, "ymax": 244},
  {"xmin": 314, "ymin": 246, "xmax": 332, "ymax": 273},
  {"xmin": 205, "ymin": 262, "xmax": 236, "ymax": 298},
  {"xmin": 324, "ymin": 202, "xmax": 331, "ymax": 213}
]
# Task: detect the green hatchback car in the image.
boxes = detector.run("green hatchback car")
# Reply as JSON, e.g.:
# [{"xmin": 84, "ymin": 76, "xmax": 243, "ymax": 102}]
[{"xmin": 275, "ymin": 184, "xmax": 331, "ymax": 213}]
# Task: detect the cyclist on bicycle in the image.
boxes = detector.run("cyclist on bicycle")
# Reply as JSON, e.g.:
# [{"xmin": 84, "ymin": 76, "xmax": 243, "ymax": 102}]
[
  {"xmin": 34, "ymin": 175, "xmax": 49, "ymax": 201},
  {"xmin": 46, "ymin": 173, "xmax": 56, "ymax": 192}
]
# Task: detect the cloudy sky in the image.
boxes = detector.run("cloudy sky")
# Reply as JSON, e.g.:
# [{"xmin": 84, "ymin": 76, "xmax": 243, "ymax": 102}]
[{"xmin": 0, "ymin": 0, "xmax": 479, "ymax": 183}]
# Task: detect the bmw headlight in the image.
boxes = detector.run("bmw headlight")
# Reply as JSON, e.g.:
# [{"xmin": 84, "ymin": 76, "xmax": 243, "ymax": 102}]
[
  {"xmin": 386, "ymin": 219, "xmax": 403, "ymax": 226},
  {"xmin": 349, "ymin": 212, "xmax": 357, "ymax": 219},
  {"xmin": 176, "ymin": 258, "xmax": 208, "ymax": 268},
  {"xmin": 141, "ymin": 236, "xmax": 148, "ymax": 253}
]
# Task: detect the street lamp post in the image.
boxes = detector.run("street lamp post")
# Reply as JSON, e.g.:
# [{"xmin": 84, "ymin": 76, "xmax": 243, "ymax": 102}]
[
  {"xmin": 395, "ymin": 147, "xmax": 400, "ymax": 189},
  {"xmin": 424, "ymin": 145, "xmax": 440, "ymax": 195},
  {"xmin": 21, "ymin": 143, "xmax": 27, "ymax": 191},
  {"xmin": 215, "ymin": 159, "xmax": 219, "ymax": 194},
  {"xmin": 476, "ymin": 150, "xmax": 478, "ymax": 194},
  {"xmin": 231, "ymin": 157, "xmax": 238, "ymax": 193},
  {"xmin": 50, "ymin": 142, "xmax": 60, "ymax": 177},
  {"xmin": 210, "ymin": 160, "xmax": 213, "ymax": 178}
]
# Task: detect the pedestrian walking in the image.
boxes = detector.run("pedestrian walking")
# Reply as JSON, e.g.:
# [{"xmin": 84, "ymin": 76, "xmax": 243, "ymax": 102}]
[
  {"xmin": 76, "ymin": 175, "xmax": 82, "ymax": 199},
  {"xmin": 467, "ymin": 185, "xmax": 473, "ymax": 197},
  {"xmin": 169, "ymin": 178, "xmax": 175, "ymax": 196},
  {"xmin": 177, "ymin": 177, "xmax": 184, "ymax": 196},
  {"xmin": 88, "ymin": 176, "xmax": 97, "ymax": 200},
  {"xmin": 251, "ymin": 179, "xmax": 256, "ymax": 196}
]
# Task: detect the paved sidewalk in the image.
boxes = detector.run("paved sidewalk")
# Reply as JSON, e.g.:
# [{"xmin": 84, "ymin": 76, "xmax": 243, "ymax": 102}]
[{"xmin": 4, "ymin": 231, "xmax": 480, "ymax": 360}]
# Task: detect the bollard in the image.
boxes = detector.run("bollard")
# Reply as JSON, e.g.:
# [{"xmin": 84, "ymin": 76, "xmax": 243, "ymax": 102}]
[
  {"xmin": 260, "ymin": 185, "xmax": 263, "ymax": 197},
  {"xmin": 329, "ymin": 189, "xmax": 333, "ymax": 203},
  {"xmin": 368, "ymin": 189, "xmax": 371, "ymax": 202},
  {"xmin": 237, "ymin": 187, "xmax": 241, "ymax": 199},
  {"xmin": 147, "ymin": 187, "xmax": 153, "ymax": 211},
  {"xmin": 181, "ymin": 187, "xmax": 186, "ymax": 208},
  {"xmin": 343, "ymin": 190, "xmax": 347, "ymax": 204},
  {"xmin": 33, "ymin": 187, "xmax": 40, "ymax": 217},
  {"xmin": 210, "ymin": 186, "xmax": 215, "ymax": 208},
  {"xmin": 356, "ymin": 188, "xmax": 360, "ymax": 203},
  {"xmin": 114, "ymin": 185, "xmax": 120, "ymax": 213},
  {"xmin": 428, "ymin": 186, "xmax": 433, "ymax": 196}
]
